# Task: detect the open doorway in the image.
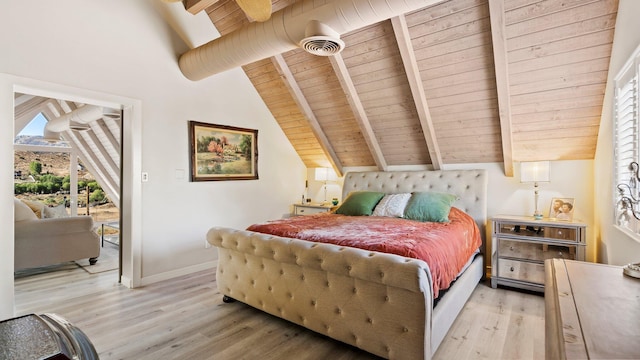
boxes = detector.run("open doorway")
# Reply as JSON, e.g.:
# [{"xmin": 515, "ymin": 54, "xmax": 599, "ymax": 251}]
[{"xmin": 13, "ymin": 94, "xmax": 123, "ymax": 280}]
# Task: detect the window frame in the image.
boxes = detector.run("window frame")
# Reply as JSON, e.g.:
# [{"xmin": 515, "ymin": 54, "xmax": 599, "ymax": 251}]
[{"xmin": 614, "ymin": 44, "xmax": 640, "ymax": 235}]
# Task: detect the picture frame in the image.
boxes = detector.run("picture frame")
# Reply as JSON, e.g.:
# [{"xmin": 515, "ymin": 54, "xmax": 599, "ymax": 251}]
[
  {"xmin": 549, "ymin": 197, "xmax": 575, "ymax": 221},
  {"xmin": 188, "ymin": 121, "xmax": 258, "ymax": 181}
]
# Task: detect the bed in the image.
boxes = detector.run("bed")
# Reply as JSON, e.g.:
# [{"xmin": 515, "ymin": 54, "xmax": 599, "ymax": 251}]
[{"xmin": 206, "ymin": 169, "xmax": 487, "ymax": 359}]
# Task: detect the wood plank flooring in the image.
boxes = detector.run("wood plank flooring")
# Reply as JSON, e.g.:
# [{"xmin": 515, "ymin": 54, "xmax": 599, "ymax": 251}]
[{"xmin": 14, "ymin": 265, "xmax": 544, "ymax": 359}]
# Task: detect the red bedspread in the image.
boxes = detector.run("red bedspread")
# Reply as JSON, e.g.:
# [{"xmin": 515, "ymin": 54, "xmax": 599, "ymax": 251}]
[{"xmin": 247, "ymin": 207, "xmax": 482, "ymax": 298}]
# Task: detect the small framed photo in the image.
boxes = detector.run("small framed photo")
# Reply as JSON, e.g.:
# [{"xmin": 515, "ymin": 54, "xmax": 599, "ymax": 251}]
[
  {"xmin": 549, "ymin": 198, "xmax": 575, "ymax": 221},
  {"xmin": 188, "ymin": 121, "xmax": 258, "ymax": 181}
]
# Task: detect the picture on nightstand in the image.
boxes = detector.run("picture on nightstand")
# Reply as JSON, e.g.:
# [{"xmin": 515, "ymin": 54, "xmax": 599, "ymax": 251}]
[{"xmin": 549, "ymin": 197, "xmax": 575, "ymax": 221}]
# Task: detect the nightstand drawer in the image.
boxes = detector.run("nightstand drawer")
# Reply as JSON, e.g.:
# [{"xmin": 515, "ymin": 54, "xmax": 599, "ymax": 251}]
[
  {"xmin": 497, "ymin": 259, "xmax": 545, "ymax": 285},
  {"xmin": 293, "ymin": 205, "xmax": 331, "ymax": 216},
  {"xmin": 543, "ymin": 227, "xmax": 576, "ymax": 241},
  {"xmin": 497, "ymin": 223, "xmax": 579, "ymax": 242},
  {"xmin": 499, "ymin": 239, "xmax": 577, "ymax": 262}
]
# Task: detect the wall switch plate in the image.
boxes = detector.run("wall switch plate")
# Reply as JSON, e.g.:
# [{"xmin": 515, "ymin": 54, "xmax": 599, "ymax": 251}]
[{"xmin": 142, "ymin": 172, "xmax": 149, "ymax": 182}]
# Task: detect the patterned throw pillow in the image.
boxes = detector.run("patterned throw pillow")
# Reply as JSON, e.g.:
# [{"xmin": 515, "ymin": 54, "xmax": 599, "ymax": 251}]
[{"xmin": 371, "ymin": 193, "xmax": 411, "ymax": 217}]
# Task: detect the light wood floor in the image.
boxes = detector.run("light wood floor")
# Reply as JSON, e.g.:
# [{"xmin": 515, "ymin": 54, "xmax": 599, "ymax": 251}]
[{"xmin": 14, "ymin": 265, "xmax": 545, "ymax": 359}]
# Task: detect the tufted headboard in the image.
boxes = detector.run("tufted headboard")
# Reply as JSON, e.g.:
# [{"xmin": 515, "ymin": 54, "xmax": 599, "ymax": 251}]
[{"xmin": 342, "ymin": 169, "xmax": 488, "ymax": 244}]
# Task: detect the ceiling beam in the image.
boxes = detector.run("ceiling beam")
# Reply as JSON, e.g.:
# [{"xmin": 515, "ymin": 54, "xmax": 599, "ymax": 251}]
[
  {"xmin": 67, "ymin": 130, "xmax": 120, "ymax": 204},
  {"xmin": 488, "ymin": 0, "xmax": 514, "ymax": 177},
  {"xmin": 83, "ymin": 128, "xmax": 119, "ymax": 182},
  {"xmin": 271, "ymin": 54, "xmax": 344, "ymax": 176},
  {"xmin": 94, "ymin": 119, "xmax": 121, "ymax": 163},
  {"xmin": 14, "ymin": 98, "xmax": 52, "ymax": 137},
  {"xmin": 329, "ymin": 55, "xmax": 387, "ymax": 171},
  {"xmin": 103, "ymin": 117, "xmax": 122, "ymax": 146},
  {"xmin": 185, "ymin": 0, "xmax": 219, "ymax": 15},
  {"xmin": 391, "ymin": 15, "xmax": 443, "ymax": 170}
]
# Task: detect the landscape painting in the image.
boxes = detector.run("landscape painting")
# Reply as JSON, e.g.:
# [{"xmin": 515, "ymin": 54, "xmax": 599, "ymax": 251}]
[{"xmin": 189, "ymin": 121, "xmax": 258, "ymax": 181}]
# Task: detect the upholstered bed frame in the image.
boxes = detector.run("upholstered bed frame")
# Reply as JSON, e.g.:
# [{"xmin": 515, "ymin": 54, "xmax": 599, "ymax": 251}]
[{"xmin": 207, "ymin": 169, "xmax": 487, "ymax": 359}]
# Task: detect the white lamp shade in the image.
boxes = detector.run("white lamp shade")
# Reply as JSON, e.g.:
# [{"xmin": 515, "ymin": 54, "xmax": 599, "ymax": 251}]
[
  {"xmin": 520, "ymin": 161, "xmax": 550, "ymax": 183},
  {"xmin": 314, "ymin": 167, "xmax": 337, "ymax": 181}
]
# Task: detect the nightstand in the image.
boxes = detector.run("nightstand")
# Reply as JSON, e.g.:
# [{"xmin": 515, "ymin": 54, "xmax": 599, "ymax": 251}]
[
  {"xmin": 293, "ymin": 203, "xmax": 334, "ymax": 216},
  {"xmin": 490, "ymin": 215, "xmax": 586, "ymax": 292}
]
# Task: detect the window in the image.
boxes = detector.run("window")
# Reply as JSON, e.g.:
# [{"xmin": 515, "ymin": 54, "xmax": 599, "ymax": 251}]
[{"xmin": 614, "ymin": 44, "xmax": 640, "ymax": 233}]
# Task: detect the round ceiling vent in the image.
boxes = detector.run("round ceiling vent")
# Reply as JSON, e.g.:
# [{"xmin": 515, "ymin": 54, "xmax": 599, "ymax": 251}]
[{"xmin": 300, "ymin": 35, "xmax": 345, "ymax": 56}]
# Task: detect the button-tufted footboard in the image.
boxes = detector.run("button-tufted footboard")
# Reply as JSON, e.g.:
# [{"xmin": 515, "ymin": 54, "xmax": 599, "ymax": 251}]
[{"xmin": 208, "ymin": 227, "xmax": 435, "ymax": 359}]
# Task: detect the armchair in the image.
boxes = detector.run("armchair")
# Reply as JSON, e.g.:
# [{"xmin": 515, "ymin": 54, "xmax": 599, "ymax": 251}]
[{"xmin": 14, "ymin": 198, "xmax": 100, "ymax": 271}]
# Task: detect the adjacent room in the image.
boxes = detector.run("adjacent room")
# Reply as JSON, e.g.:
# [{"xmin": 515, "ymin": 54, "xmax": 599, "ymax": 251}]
[{"xmin": 1, "ymin": 0, "xmax": 639, "ymax": 359}]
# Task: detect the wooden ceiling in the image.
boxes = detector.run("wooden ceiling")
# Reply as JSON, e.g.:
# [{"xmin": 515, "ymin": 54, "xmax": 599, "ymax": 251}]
[{"xmin": 184, "ymin": 0, "xmax": 618, "ymax": 177}]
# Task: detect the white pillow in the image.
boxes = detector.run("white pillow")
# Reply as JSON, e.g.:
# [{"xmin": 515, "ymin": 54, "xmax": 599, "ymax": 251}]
[
  {"xmin": 43, "ymin": 205, "xmax": 69, "ymax": 218},
  {"xmin": 14, "ymin": 198, "xmax": 38, "ymax": 222},
  {"xmin": 372, "ymin": 193, "xmax": 411, "ymax": 217}
]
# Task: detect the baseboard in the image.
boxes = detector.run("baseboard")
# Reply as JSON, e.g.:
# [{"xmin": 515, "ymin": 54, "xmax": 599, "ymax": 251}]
[{"xmin": 139, "ymin": 260, "xmax": 217, "ymax": 287}]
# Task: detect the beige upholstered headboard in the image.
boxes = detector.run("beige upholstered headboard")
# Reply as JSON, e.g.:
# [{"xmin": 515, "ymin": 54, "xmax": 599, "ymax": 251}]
[{"xmin": 342, "ymin": 169, "xmax": 488, "ymax": 243}]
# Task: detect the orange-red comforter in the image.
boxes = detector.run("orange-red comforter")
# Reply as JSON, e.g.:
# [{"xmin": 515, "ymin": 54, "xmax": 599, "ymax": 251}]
[{"xmin": 247, "ymin": 207, "xmax": 482, "ymax": 298}]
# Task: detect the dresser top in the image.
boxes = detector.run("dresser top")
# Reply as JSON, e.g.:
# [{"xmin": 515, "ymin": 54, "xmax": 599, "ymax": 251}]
[
  {"xmin": 492, "ymin": 215, "xmax": 586, "ymax": 227},
  {"xmin": 548, "ymin": 259, "xmax": 640, "ymax": 359}
]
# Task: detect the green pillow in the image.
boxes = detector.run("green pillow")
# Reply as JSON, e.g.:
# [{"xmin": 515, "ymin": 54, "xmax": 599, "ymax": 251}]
[
  {"xmin": 404, "ymin": 191, "xmax": 458, "ymax": 222},
  {"xmin": 335, "ymin": 191, "xmax": 385, "ymax": 216}
]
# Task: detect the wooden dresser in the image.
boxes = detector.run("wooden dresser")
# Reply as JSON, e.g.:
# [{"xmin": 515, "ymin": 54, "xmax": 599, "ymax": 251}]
[{"xmin": 545, "ymin": 259, "xmax": 640, "ymax": 359}]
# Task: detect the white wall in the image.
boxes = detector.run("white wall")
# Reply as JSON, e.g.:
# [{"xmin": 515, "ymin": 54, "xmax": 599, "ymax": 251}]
[
  {"xmin": 594, "ymin": 0, "xmax": 640, "ymax": 265},
  {"xmin": 0, "ymin": 0, "xmax": 306, "ymax": 319}
]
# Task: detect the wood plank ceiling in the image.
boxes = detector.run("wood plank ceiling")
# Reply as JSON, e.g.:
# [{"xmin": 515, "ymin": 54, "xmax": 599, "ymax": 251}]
[{"xmin": 186, "ymin": 0, "xmax": 618, "ymax": 177}]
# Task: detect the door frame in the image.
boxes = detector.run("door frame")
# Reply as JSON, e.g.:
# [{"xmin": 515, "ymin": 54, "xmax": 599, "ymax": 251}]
[{"xmin": 2, "ymin": 74, "xmax": 143, "ymax": 318}]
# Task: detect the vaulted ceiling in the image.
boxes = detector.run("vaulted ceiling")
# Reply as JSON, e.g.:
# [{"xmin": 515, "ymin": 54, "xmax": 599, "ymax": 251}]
[{"xmin": 182, "ymin": 0, "xmax": 619, "ymax": 176}]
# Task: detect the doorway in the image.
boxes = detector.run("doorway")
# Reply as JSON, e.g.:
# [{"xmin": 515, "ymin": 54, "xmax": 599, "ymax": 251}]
[
  {"xmin": 2, "ymin": 76, "xmax": 144, "ymax": 319},
  {"xmin": 14, "ymin": 97, "xmax": 122, "ymax": 278}
]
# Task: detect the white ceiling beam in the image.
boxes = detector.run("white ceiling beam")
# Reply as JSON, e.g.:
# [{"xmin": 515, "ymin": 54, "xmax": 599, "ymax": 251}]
[
  {"xmin": 488, "ymin": 0, "xmax": 514, "ymax": 177},
  {"xmin": 271, "ymin": 54, "xmax": 344, "ymax": 176},
  {"xmin": 103, "ymin": 117, "xmax": 122, "ymax": 146},
  {"xmin": 83, "ymin": 129, "xmax": 119, "ymax": 182},
  {"xmin": 67, "ymin": 131, "xmax": 120, "ymax": 205},
  {"xmin": 391, "ymin": 15, "xmax": 443, "ymax": 170},
  {"xmin": 93, "ymin": 119, "xmax": 121, "ymax": 164},
  {"xmin": 14, "ymin": 97, "xmax": 52, "ymax": 136},
  {"xmin": 329, "ymin": 54, "xmax": 387, "ymax": 171}
]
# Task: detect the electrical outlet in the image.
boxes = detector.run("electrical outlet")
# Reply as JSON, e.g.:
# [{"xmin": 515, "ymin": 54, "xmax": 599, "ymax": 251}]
[{"xmin": 142, "ymin": 172, "xmax": 149, "ymax": 182}]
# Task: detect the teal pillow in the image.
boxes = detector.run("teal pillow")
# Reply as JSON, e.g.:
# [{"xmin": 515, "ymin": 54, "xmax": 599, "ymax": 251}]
[
  {"xmin": 404, "ymin": 191, "xmax": 458, "ymax": 222},
  {"xmin": 335, "ymin": 191, "xmax": 385, "ymax": 216}
]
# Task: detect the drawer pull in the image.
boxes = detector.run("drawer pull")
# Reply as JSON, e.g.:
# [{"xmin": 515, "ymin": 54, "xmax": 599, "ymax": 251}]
[
  {"xmin": 510, "ymin": 246, "xmax": 514, "ymax": 251},
  {"xmin": 510, "ymin": 266, "xmax": 515, "ymax": 272}
]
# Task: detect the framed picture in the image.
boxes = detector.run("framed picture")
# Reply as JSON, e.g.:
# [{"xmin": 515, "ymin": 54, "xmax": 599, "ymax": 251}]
[
  {"xmin": 549, "ymin": 198, "xmax": 575, "ymax": 221},
  {"xmin": 188, "ymin": 121, "xmax": 258, "ymax": 181}
]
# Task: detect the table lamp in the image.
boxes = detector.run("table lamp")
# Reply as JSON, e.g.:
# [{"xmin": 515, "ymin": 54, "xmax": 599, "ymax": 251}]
[
  {"xmin": 520, "ymin": 161, "xmax": 550, "ymax": 220},
  {"xmin": 315, "ymin": 167, "xmax": 337, "ymax": 204}
]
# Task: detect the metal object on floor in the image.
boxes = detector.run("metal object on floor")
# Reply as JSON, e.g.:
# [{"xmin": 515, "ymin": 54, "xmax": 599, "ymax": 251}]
[{"xmin": 0, "ymin": 313, "xmax": 98, "ymax": 360}]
